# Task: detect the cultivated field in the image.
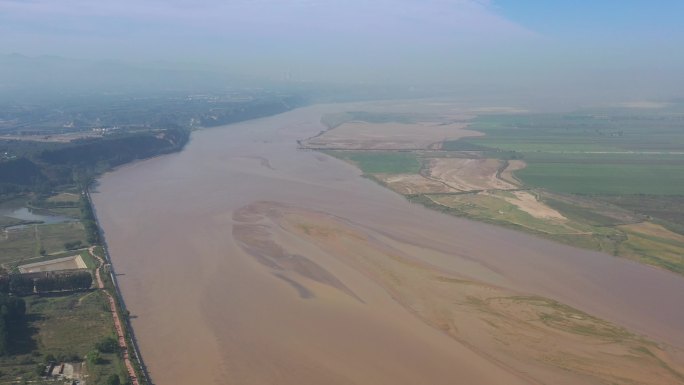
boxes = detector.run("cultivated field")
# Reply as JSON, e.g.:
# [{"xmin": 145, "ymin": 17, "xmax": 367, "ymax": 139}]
[
  {"xmin": 0, "ymin": 222, "xmax": 87, "ymax": 266},
  {"xmin": 0, "ymin": 191, "xmax": 128, "ymax": 384},
  {"xmin": 0, "ymin": 291, "xmax": 125, "ymax": 385},
  {"xmin": 320, "ymin": 103, "xmax": 684, "ymax": 275}
]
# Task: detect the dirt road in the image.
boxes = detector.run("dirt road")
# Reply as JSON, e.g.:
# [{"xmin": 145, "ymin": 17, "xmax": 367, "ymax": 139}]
[{"xmin": 89, "ymin": 247, "xmax": 139, "ymax": 385}]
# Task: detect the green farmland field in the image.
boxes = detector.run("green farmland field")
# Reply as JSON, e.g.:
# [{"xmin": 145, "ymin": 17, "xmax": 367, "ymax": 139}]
[
  {"xmin": 327, "ymin": 151, "xmax": 422, "ymax": 174},
  {"xmin": 516, "ymin": 163, "xmax": 684, "ymax": 195},
  {"xmin": 443, "ymin": 109, "xmax": 684, "ymax": 196}
]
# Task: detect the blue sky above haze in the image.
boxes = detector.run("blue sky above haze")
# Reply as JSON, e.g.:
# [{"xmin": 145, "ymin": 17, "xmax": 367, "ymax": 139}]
[
  {"xmin": 496, "ymin": 1, "xmax": 684, "ymax": 39},
  {"xmin": 1, "ymin": 0, "xmax": 682, "ymax": 102}
]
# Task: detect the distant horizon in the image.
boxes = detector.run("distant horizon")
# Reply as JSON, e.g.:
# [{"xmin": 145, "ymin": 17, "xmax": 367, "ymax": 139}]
[{"xmin": 2, "ymin": 1, "xmax": 684, "ymax": 107}]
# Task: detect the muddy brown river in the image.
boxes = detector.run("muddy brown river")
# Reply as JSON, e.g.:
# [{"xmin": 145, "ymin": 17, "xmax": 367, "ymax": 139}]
[{"xmin": 92, "ymin": 104, "xmax": 684, "ymax": 385}]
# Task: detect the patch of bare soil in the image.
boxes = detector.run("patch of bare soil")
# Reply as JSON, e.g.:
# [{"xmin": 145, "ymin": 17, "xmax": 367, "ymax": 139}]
[
  {"xmin": 427, "ymin": 158, "xmax": 518, "ymax": 191},
  {"xmin": 497, "ymin": 191, "xmax": 567, "ymax": 220},
  {"xmin": 374, "ymin": 173, "xmax": 458, "ymax": 195},
  {"xmin": 17, "ymin": 254, "xmax": 87, "ymax": 273},
  {"xmin": 546, "ymin": 191, "xmax": 645, "ymax": 225}
]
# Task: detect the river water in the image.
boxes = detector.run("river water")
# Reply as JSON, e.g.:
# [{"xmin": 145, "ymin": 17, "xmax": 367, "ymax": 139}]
[{"xmin": 92, "ymin": 104, "xmax": 684, "ymax": 385}]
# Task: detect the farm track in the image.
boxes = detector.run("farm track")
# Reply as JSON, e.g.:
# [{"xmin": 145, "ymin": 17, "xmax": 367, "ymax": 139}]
[{"xmin": 89, "ymin": 246, "xmax": 140, "ymax": 385}]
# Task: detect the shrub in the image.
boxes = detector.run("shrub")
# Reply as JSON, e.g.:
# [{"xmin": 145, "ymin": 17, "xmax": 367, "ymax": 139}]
[
  {"xmin": 106, "ymin": 374, "xmax": 121, "ymax": 385},
  {"xmin": 87, "ymin": 350, "xmax": 103, "ymax": 365},
  {"xmin": 96, "ymin": 336, "xmax": 119, "ymax": 353}
]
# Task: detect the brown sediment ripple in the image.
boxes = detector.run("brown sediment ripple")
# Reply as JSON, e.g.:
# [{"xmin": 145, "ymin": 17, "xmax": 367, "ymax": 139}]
[
  {"xmin": 223, "ymin": 201, "xmax": 537, "ymax": 385},
  {"xmin": 237, "ymin": 201, "xmax": 684, "ymax": 385},
  {"xmin": 232, "ymin": 202, "xmax": 362, "ymax": 302}
]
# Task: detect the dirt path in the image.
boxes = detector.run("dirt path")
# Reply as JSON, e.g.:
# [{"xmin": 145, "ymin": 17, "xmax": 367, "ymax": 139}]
[{"xmin": 89, "ymin": 246, "xmax": 140, "ymax": 385}]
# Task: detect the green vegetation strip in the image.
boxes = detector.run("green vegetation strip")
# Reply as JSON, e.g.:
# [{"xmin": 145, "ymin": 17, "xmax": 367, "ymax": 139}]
[
  {"xmin": 326, "ymin": 151, "xmax": 422, "ymax": 174},
  {"xmin": 516, "ymin": 163, "xmax": 684, "ymax": 195}
]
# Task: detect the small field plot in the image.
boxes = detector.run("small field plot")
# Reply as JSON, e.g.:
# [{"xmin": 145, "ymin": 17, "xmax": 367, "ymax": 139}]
[
  {"xmin": 44, "ymin": 206, "xmax": 82, "ymax": 218},
  {"xmin": 45, "ymin": 192, "xmax": 80, "ymax": 204},
  {"xmin": 327, "ymin": 151, "xmax": 423, "ymax": 174},
  {"xmin": 0, "ymin": 291, "xmax": 124, "ymax": 384},
  {"xmin": 37, "ymin": 222, "xmax": 87, "ymax": 254},
  {"xmin": 0, "ymin": 225, "xmax": 39, "ymax": 264},
  {"xmin": 0, "ymin": 222, "xmax": 87, "ymax": 267},
  {"xmin": 18, "ymin": 254, "xmax": 87, "ymax": 273}
]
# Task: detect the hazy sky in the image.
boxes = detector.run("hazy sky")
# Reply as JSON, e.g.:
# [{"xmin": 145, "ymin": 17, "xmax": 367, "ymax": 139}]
[{"xmin": 1, "ymin": 0, "xmax": 683, "ymax": 100}]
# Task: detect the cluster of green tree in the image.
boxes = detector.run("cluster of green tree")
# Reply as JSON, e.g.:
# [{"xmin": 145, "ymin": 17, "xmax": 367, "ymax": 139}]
[
  {"xmin": 86, "ymin": 336, "xmax": 129, "ymax": 385},
  {"xmin": 0, "ymin": 272, "xmax": 91, "ymax": 294},
  {"xmin": 95, "ymin": 336, "xmax": 119, "ymax": 353},
  {"xmin": 63, "ymin": 240, "xmax": 83, "ymax": 250},
  {"xmin": 80, "ymin": 195, "xmax": 99, "ymax": 244},
  {"xmin": 106, "ymin": 374, "xmax": 123, "ymax": 385},
  {"xmin": 0, "ymin": 158, "xmax": 48, "ymax": 194},
  {"xmin": 199, "ymin": 96, "xmax": 305, "ymax": 127},
  {"xmin": 0, "ymin": 127, "xmax": 190, "ymax": 195},
  {"xmin": 0, "ymin": 294, "xmax": 26, "ymax": 355},
  {"xmin": 33, "ymin": 272, "xmax": 92, "ymax": 292},
  {"xmin": 0, "ymin": 92, "xmax": 309, "ymax": 198},
  {"xmin": 0, "ymin": 275, "xmax": 33, "ymax": 295},
  {"xmin": 40, "ymin": 129, "xmax": 189, "ymax": 169}
]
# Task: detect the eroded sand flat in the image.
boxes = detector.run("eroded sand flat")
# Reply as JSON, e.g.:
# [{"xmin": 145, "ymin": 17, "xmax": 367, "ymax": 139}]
[
  {"xmin": 498, "ymin": 190, "xmax": 567, "ymax": 220},
  {"xmin": 375, "ymin": 173, "xmax": 458, "ymax": 194},
  {"xmin": 228, "ymin": 201, "xmax": 683, "ymax": 385},
  {"xmin": 219, "ymin": 202, "xmax": 533, "ymax": 384},
  {"xmin": 428, "ymin": 158, "xmax": 519, "ymax": 191},
  {"xmin": 92, "ymin": 104, "xmax": 684, "ymax": 385}
]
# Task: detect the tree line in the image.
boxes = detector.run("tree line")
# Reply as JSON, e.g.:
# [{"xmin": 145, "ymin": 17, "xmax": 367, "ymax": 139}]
[
  {"xmin": 0, "ymin": 294, "xmax": 26, "ymax": 356},
  {"xmin": 0, "ymin": 127, "xmax": 191, "ymax": 195},
  {"xmin": 0, "ymin": 272, "xmax": 92, "ymax": 295},
  {"xmin": 33, "ymin": 272, "xmax": 92, "ymax": 292},
  {"xmin": 80, "ymin": 195, "xmax": 99, "ymax": 244}
]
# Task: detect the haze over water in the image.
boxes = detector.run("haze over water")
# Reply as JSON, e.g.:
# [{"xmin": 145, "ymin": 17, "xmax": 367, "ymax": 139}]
[{"xmin": 92, "ymin": 104, "xmax": 684, "ymax": 385}]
